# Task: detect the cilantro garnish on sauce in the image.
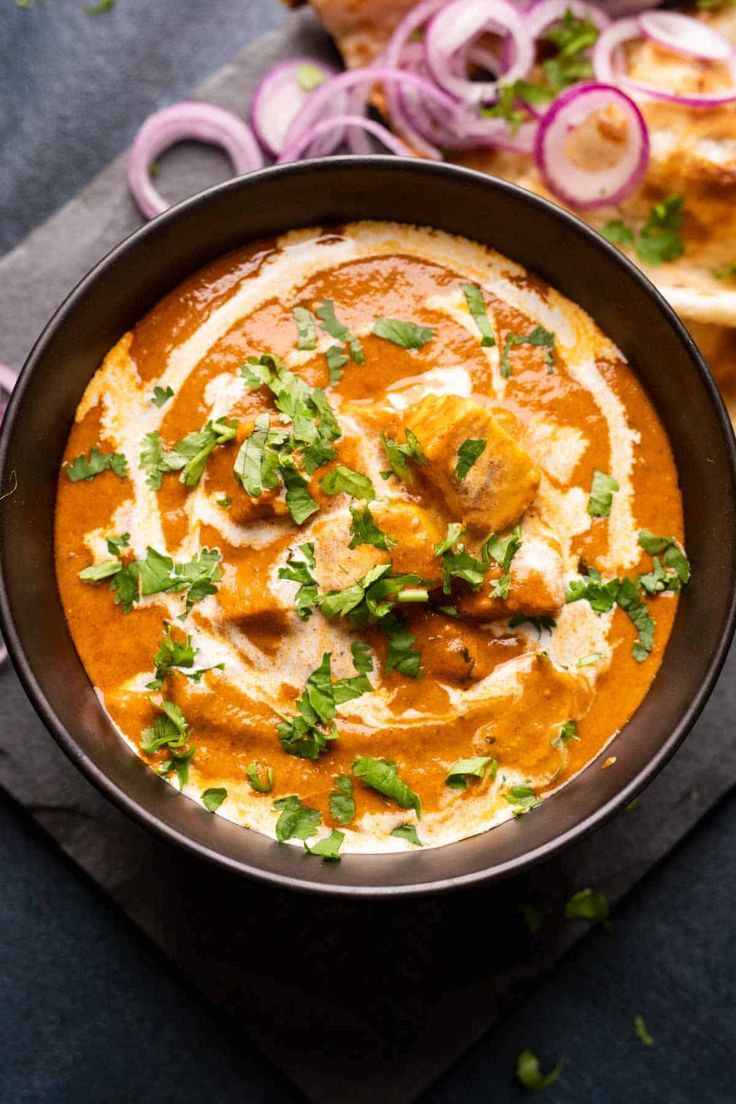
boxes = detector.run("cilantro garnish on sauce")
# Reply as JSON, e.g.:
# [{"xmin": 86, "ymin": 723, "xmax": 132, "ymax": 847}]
[
  {"xmin": 278, "ymin": 543, "xmax": 319, "ymax": 619},
  {"xmin": 504, "ymin": 785, "xmax": 541, "ymax": 815},
  {"xmin": 277, "ymin": 646, "xmax": 374, "ymax": 759},
  {"xmin": 79, "ymin": 545, "xmax": 222, "ymax": 615},
  {"xmin": 320, "ymin": 464, "xmax": 375, "ymax": 501},
  {"xmin": 380, "ymin": 428, "xmax": 427, "ymax": 481},
  {"xmin": 273, "ymin": 795, "xmax": 321, "ymax": 842},
  {"xmin": 352, "ymin": 755, "xmax": 422, "ymax": 817},
  {"xmin": 293, "ymin": 305, "xmax": 317, "ymax": 350},
  {"xmin": 247, "ymin": 762, "xmax": 274, "ymax": 794},
  {"xmin": 348, "ymin": 505, "xmax": 397, "ymax": 551},
  {"xmin": 141, "ymin": 418, "xmax": 237, "ymax": 490},
  {"xmin": 461, "ymin": 283, "xmax": 495, "ymax": 347},
  {"xmin": 455, "ymin": 438, "xmax": 487, "ymax": 481},
  {"xmin": 316, "ymin": 300, "xmax": 364, "ymax": 365},
  {"xmin": 390, "ymin": 823, "xmax": 423, "ymax": 847},
  {"xmin": 371, "ymin": 317, "xmax": 434, "ymax": 349},
  {"xmin": 305, "ymin": 829, "xmax": 345, "ymax": 861},
  {"xmin": 329, "ymin": 774, "xmax": 355, "ymax": 826},
  {"xmin": 140, "ymin": 699, "xmax": 190, "ymax": 755},
  {"xmin": 201, "ymin": 787, "xmax": 227, "ymax": 813},
  {"xmin": 66, "ymin": 446, "xmax": 128, "ymax": 482},
  {"xmin": 501, "ymin": 326, "xmax": 556, "ymax": 378},
  {"xmin": 446, "ymin": 756, "xmax": 497, "ymax": 789},
  {"xmin": 587, "ymin": 470, "xmax": 619, "ymax": 518},
  {"xmin": 151, "ymin": 385, "xmax": 174, "ymax": 408}
]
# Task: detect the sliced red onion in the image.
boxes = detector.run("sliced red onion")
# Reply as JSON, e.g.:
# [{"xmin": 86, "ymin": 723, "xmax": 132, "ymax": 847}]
[
  {"xmin": 424, "ymin": 0, "xmax": 534, "ymax": 104},
  {"xmin": 527, "ymin": 0, "xmax": 610, "ymax": 39},
  {"xmin": 639, "ymin": 10, "xmax": 732, "ymax": 63},
  {"xmin": 278, "ymin": 115, "xmax": 413, "ymax": 163},
  {"xmin": 593, "ymin": 17, "xmax": 736, "ymax": 106},
  {"xmin": 534, "ymin": 82, "xmax": 649, "ymax": 208},
  {"xmin": 128, "ymin": 102, "xmax": 264, "ymax": 220},
  {"xmin": 250, "ymin": 58, "xmax": 338, "ymax": 157}
]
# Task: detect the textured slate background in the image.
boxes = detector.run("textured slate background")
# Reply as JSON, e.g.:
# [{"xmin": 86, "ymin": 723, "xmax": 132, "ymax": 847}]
[{"xmin": 1, "ymin": 2, "xmax": 735, "ymax": 1102}]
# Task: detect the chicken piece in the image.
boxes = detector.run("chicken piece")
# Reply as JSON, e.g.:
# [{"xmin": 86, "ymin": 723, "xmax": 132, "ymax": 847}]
[
  {"xmin": 218, "ymin": 562, "xmax": 290, "ymax": 629},
  {"xmin": 406, "ymin": 394, "xmax": 540, "ymax": 534},
  {"xmin": 313, "ymin": 499, "xmax": 445, "ymax": 592},
  {"xmin": 457, "ymin": 536, "xmax": 565, "ymax": 622},
  {"xmin": 410, "ymin": 615, "xmax": 525, "ymax": 685}
]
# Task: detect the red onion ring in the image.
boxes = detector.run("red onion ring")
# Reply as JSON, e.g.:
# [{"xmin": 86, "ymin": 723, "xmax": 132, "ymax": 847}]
[
  {"xmin": 534, "ymin": 81, "xmax": 649, "ymax": 208},
  {"xmin": 639, "ymin": 10, "xmax": 733, "ymax": 63},
  {"xmin": 383, "ymin": 0, "xmax": 450, "ymax": 157},
  {"xmin": 593, "ymin": 17, "xmax": 736, "ymax": 106},
  {"xmin": 424, "ymin": 0, "xmax": 535, "ymax": 104},
  {"xmin": 527, "ymin": 0, "xmax": 610, "ymax": 39},
  {"xmin": 127, "ymin": 102, "xmax": 264, "ymax": 220},
  {"xmin": 278, "ymin": 115, "xmax": 413, "ymax": 163},
  {"xmin": 250, "ymin": 58, "xmax": 338, "ymax": 157}
]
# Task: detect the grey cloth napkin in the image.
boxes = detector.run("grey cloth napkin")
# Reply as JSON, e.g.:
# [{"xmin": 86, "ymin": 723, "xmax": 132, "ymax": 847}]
[{"xmin": 1, "ymin": 10, "xmax": 735, "ymax": 1104}]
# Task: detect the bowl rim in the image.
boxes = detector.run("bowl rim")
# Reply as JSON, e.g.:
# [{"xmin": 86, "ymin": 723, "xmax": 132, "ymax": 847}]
[{"xmin": 2, "ymin": 155, "xmax": 736, "ymax": 897}]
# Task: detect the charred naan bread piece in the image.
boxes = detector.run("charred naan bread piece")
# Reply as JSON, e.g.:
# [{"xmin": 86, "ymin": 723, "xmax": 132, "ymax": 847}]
[
  {"xmin": 301, "ymin": 0, "xmax": 736, "ymax": 329},
  {"xmin": 406, "ymin": 393, "xmax": 541, "ymax": 534}
]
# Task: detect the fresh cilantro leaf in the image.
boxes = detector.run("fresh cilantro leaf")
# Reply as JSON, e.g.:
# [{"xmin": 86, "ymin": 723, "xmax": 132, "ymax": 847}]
[
  {"xmin": 565, "ymin": 568, "xmax": 620, "ymax": 615},
  {"xmin": 273, "ymin": 795, "xmax": 321, "ymax": 842},
  {"xmin": 174, "ymin": 418, "xmax": 238, "ymax": 487},
  {"xmin": 109, "ymin": 564, "xmax": 140, "ymax": 612},
  {"xmin": 66, "ymin": 446, "xmax": 128, "ymax": 482},
  {"xmin": 636, "ymin": 195, "xmax": 685, "ymax": 265},
  {"xmin": 508, "ymin": 614, "xmax": 557, "ymax": 637},
  {"xmin": 246, "ymin": 762, "xmax": 274, "ymax": 793},
  {"xmin": 83, "ymin": 545, "xmax": 222, "ymax": 615},
  {"xmin": 320, "ymin": 464, "xmax": 375, "ymax": 501},
  {"xmin": 482, "ymin": 80, "xmax": 540, "ymax": 133},
  {"xmin": 279, "ymin": 543, "xmax": 319, "ymax": 619},
  {"xmin": 316, "ymin": 300, "xmax": 364, "ymax": 364},
  {"xmin": 305, "ymin": 828, "xmax": 345, "ymax": 861},
  {"xmin": 201, "ymin": 787, "xmax": 227, "ymax": 812},
  {"xmin": 281, "ymin": 463, "xmax": 319, "ymax": 525},
  {"xmin": 348, "ymin": 505, "xmax": 397, "ymax": 551},
  {"xmin": 381, "ymin": 611, "xmax": 421, "ymax": 678},
  {"xmin": 352, "ymin": 755, "xmax": 422, "ymax": 817},
  {"xmin": 461, "ymin": 283, "xmax": 495, "ymax": 346},
  {"xmin": 157, "ymin": 745, "xmax": 196, "ymax": 789},
  {"xmin": 151, "ymin": 385, "xmax": 174, "ymax": 408},
  {"xmin": 350, "ymin": 639, "xmax": 374, "ymax": 675},
  {"xmin": 390, "ymin": 824, "xmax": 423, "ymax": 846},
  {"xmin": 483, "ymin": 524, "xmax": 522, "ymax": 599},
  {"xmin": 329, "ymin": 774, "xmax": 355, "ymax": 825},
  {"xmin": 277, "ymin": 650, "xmax": 373, "ymax": 759},
  {"xmin": 434, "ymin": 523, "xmax": 466, "ymax": 559},
  {"xmin": 601, "ymin": 219, "xmax": 635, "ymax": 246},
  {"xmin": 616, "ymin": 577, "xmax": 655, "ymax": 662},
  {"xmin": 634, "ymin": 1014, "xmax": 654, "ymax": 1047},
  {"xmin": 326, "ymin": 344, "xmax": 348, "ymax": 384},
  {"xmin": 233, "ymin": 413, "xmax": 272, "ymax": 497},
  {"xmin": 293, "ymin": 305, "xmax": 317, "ymax": 351},
  {"xmin": 371, "ymin": 317, "xmax": 434, "ymax": 349},
  {"xmin": 446, "ymin": 756, "xmax": 496, "ymax": 789},
  {"xmin": 217, "ymin": 495, "xmax": 232, "ymax": 509},
  {"xmin": 555, "ymin": 720, "xmax": 579, "ymax": 747},
  {"xmin": 296, "ymin": 62, "xmax": 326, "ymax": 91},
  {"xmin": 516, "ymin": 1050, "xmax": 562, "ymax": 1092},
  {"xmin": 140, "ymin": 699, "xmax": 190, "ymax": 754},
  {"xmin": 380, "ymin": 428, "xmax": 428, "ymax": 481},
  {"xmin": 587, "ymin": 470, "xmax": 619, "ymax": 518},
  {"xmin": 565, "ymin": 886, "xmax": 610, "ymax": 926},
  {"xmin": 150, "ymin": 623, "xmax": 196, "ymax": 685},
  {"xmin": 455, "ymin": 438, "xmax": 487, "ymax": 481},
  {"xmin": 504, "ymin": 784, "xmax": 542, "ymax": 815},
  {"xmin": 501, "ymin": 326, "xmax": 556, "ymax": 377},
  {"xmin": 106, "ymin": 532, "xmax": 130, "ymax": 554},
  {"xmin": 78, "ymin": 558, "xmax": 123, "ymax": 582},
  {"xmin": 638, "ymin": 531, "xmax": 690, "ymax": 586},
  {"xmin": 541, "ymin": 7, "xmax": 598, "ymax": 93}
]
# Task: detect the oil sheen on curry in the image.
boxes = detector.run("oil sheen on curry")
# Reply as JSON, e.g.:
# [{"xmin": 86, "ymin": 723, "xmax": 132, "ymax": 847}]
[{"xmin": 55, "ymin": 222, "xmax": 688, "ymax": 858}]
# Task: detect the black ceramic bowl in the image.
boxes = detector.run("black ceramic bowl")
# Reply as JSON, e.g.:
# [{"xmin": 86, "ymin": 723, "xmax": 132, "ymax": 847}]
[{"xmin": 2, "ymin": 158, "xmax": 735, "ymax": 897}]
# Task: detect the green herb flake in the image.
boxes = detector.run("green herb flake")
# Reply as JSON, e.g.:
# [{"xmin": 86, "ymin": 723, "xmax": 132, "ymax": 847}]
[
  {"xmin": 78, "ymin": 558, "xmax": 122, "ymax": 582},
  {"xmin": 352, "ymin": 755, "xmax": 422, "ymax": 817},
  {"xmin": 246, "ymin": 762, "xmax": 274, "ymax": 794},
  {"xmin": 516, "ymin": 1049, "xmax": 562, "ymax": 1092},
  {"xmin": 380, "ymin": 428, "xmax": 428, "ymax": 482},
  {"xmin": 140, "ymin": 699, "xmax": 190, "ymax": 755},
  {"xmin": 277, "ymin": 649, "xmax": 373, "ymax": 759},
  {"xmin": 504, "ymin": 785, "xmax": 541, "ymax": 816},
  {"xmin": 446, "ymin": 756, "xmax": 496, "ymax": 789},
  {"xmin": 66, "ymin": 446, "xmax": 128, "ymax": 483},
  {"xmin": 296, "ymin": 62, "xmax": 327, "ymax": 92},
  {"xmin": 390, "ymin": 823, "xmax": 423, "ymax": 847},
  {"xmin": 305, "ymin": 828, "xmax": 345, "ymax": 861},
  {"xmin": 151, "ymin": 385, "xmax": 174, "ymax": 408},
  {"xmin": 201, "ymin": 787, "xmax": 227, "ymax": 813},
  {"xmin": 501, "ymin": 326, "xmax": 556, "ymax": 378},
  {"xmin": 216, "ymin": 495, "xmax": 232, "ymax": 509},
  {"xmin": 616, "ymin": 577, "xmax": 655, "ymax": 662},
  {"xmin": 636, "ymin": 195, "xmax": 685, "ymax": 266},
  {"xmin": 293, "ymin": 306, "xmax": 317, "ymax": 351},
  {"xmin": 329, "ymin": 774, "xmax": 355, "ymax": 825},
  {"xmin": 273, "ymin": 795, "xmax": 321, "ymax": 842},
  {"xmin": 601, "ymin": 219, "xmax": 635, "ymax": 246},
  {"xmin": 348, "ymin": 504, "xmax": 397, "ymax": 551},
  {"xmin": 483, "ymin": 524, "xmax": 522, "ymax": 599},
  {"xmin": 634, "ymin": 1014, "xmax": 654, "ymax": 1047},
  {"xmin": 279, "ymin": 543, "xmax": 319, "ymax": 620},
  {"xmin": 555, "ymin": 720, "xmax": 579, "ymax": 747},
  {"xmin": 455, "ymin": 438, "xmax": 487, "ymax": 481},
  {"xmin": 565, "ymin": 566, "xmax": 620, "ymax": 616},
  {"xmin": 461, "ymin": 283, "xmax": 495, "ymax": 346},
  {"xmin": 157, "ymin": 746, "xmax": 196, "ymax": 790},
  {"xmin": 316, "ymin": 300, "xmax": 364, "ymax": 364},
  {"xmin": 508, "ymin": 614, "xmax": 557, "ymax": 638},
  {"xmin": 564, "ymin": 886, "xmax": 610, "ymax": 926},
  {"xmin": 587, "ymin": 470, "xmax": 619, "ymax": 518},
  {"xmin": 320, "ymin": 464, "xmax": 375, "ymax": 501},
  {"xmin": 371, "ymin": 317, "xmax": 434, "ymax": 349}
]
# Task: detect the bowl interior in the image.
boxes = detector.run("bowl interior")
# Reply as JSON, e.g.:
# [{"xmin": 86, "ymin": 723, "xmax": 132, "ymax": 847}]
[{"xmin": 2, "ymin": 158, "xmax": 735, "ymax": 896}]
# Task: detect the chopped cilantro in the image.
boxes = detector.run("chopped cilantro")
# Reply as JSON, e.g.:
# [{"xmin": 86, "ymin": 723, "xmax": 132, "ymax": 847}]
[
  {"xmin": 516, "ymin": 1050, "xmax": 562, "ymax": 1092},
  {"xmin": 325, "ymin": 345, "xmax": 348, "ymax": 384},
  {"xmin": 320, "ymin": 464, "xmax": 375, "ymax": 501},
  {"xmin": 348, "ymin": 504, "xmax": 397, "ymax": 551},
  {"xmin": 157, "ymin": 746, "xmax": 196, "ymax": 790},
  {"xmin": 483, "ymin": 524, "xmax": 522, "ymax": 599},
  {"xmin": 141, "ymin": 418, "xmax": 237, "ymax": 489},
  {"xmin": 246, "ymin": 762, "xmax": 274, "ymax": 794},
  {"xmin": 273, "ymin": 795, "xmax": 321, "ymax": 842},
  {"xmin": 78, "ymin": 559, "xmax": 124, "ymax": 582},
  {"xmin": 80, "ymin": 545, "xmax": 222, "ymax": 614},
  {"xmin": 461, "ymin": 282, "xmax": 495, "ymax": 346},
  {"xmin": 501, "ymin": 326, "xmax": 556, "ymax": 378},
  {"xmin": 66, "ymin": 446, "xmax": 128, "ymax": 483},
  {"xmin": 216, "ymin": 495, "xmax": 232, "ymax": 509},
  {"xmin": 329, "ymin": 774, "xmax": 355, "ymax": 825},
  {"xmin": 390, "ymin": 824, "xmax": 423, "ymax": 846},
  {"xmin": 382, "ymin": 612, "xmax": 421, "ymax": 677},
  {"xmin": 151, "ymin": 385, "xmax": 174, "ymax": 408},
  {"xmin": 508, "ymin": 614, "xmax": 557, "ymax": 637},
  {"xmin": 371, "ymin": 317, "xmax": 434, "ymax": 349},
  {"xmin": 352, "ymin": 755, "xmax": 422, "ymax": 817},
  {"xmin": 201, "ymin": 787, "xmax": 227, "ymax": 813},
  {"xmin": 316, "ymin": 300, "xmax": 364, "ymax": 364},
  {"xmin": 277, "ymin": 649, "xmax": 373, "ymax": 759},
  {"xmin": 638, "ymin": 531, "xmax": 690, "ymax": 588},
  {"xmin": 576, "ymin": 653, "xmax": 603, "ymax": 667},
  {"xmin": 293, "ymin": 306, "xmax": 317, "ymax": 351},
  {"xmin": 446, "ymin": 756, "xmax": 497, "ymax": 789},
  {"xmin": 279, "ymin": 543, "xmax": 319, "ymax": 619},
  {"xmin": 555, "ymin": 720, "xmax": 579, "ymax": 746},
  {"xmin": 296, "ymin": 62, "xmax": 326, "ymax": 91},
  {"xmin": 616, "ymin": 577, "xmax": 655, "ymax": 662},
  {"xmin": 434, "ymin": 522, "xmax": 466, "ymax": 558},
  {"xmin": 634, "ymin": 1014, "xmax": 654, "ymax": 1047},
  {"xmin": 455, "ymin": 438, "xmax": 487, "ymax": 481},
  {"xmin": 565, "ymin": 886, "xmax": 610, "ymax": 925},
  {"xmin": 140, "ymin": 699, "xmax": 190, "ymax": 754},
  {"xmin": 565, "ymin": 566, "xmax": 620, "ymax": 615},
  {"xmin": 504, "ymin": 784, "xmax": 542, "ymax": 815},
  {"xmin": 636, "ymin": 195, "xmax": 685, "ymax": 265},
  {"xmin": 601, "ymin": 219, "xmax": 635, "ymax": 246},
  {"xmin": 305, "ymin": 828, "xmax": 345, "ymax": 861},
  {"xmin": 587, "ymin": 470, "xmax": 619, "ymax": 518},
  {"xmin": 106, "ymin": 532, "xmax": 130, "ymax": 554},
  {"xmin": 380, "ymin": 428, "xmax": 427, "ymax": 481}
]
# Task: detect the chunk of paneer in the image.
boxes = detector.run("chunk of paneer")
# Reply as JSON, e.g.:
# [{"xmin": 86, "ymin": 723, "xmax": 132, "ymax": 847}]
[
  {"xmin": 218, "ymin": 562, "xmax": 291, "ymax": 629},
  {"xmin": 313, "ymin": 499, "xmax": 445, "ymax": 592},
  {"xmin": 406, "ymin": 394, "xmax": 540, "ymax": 534},
  {"xmin": 457, "ymin": 536, "xmax": 565, "ymax": 622}
]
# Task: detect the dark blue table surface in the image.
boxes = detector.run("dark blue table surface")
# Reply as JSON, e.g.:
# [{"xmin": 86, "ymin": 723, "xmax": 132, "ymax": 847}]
[{"xmin": 1, "ymin": 2, "xmax": 734, "ymax": 1101}]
